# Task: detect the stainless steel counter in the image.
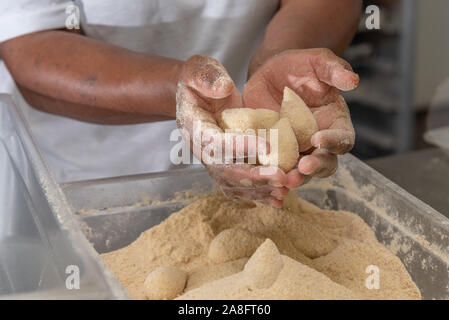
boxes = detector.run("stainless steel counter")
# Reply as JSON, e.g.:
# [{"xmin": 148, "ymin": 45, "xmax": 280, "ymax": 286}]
[{"xmin": 367, "ymin": 148, "xmax": 449, "ymax": 218}]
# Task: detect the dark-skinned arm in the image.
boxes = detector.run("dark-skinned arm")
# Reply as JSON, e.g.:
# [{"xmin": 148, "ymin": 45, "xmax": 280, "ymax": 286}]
[
  {"xmin": 0, "ymin": 30, "xmax": 183, "ymax": 124},
  {"xmin": 249, "ymin": 0, "xmax": 362, "ymax": 76}
]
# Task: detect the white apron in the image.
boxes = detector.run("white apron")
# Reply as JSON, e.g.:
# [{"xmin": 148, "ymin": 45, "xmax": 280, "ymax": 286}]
[{"xmin": 0, "ymin": 0, "xmax": 279, "ymax": 182}]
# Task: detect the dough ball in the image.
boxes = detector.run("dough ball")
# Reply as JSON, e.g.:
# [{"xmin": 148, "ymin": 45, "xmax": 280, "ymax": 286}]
[
  {"xmin": 218, "ymin": 108, "xmax": 258, "ymax": 133},
  {"xmin": 208, "ymin": 228, "xmax": 264, "ymax": 264},
  {"xmin": 218, "ymin": 108, "xmax": 279, "ymax": 133},
  {"xmin": 143, "ymin": 266, "xmax": 187, "ymax": 300},
  {"xmin": 280, "ymin": 87, "xmax": 318, "ymax": 152},
  {"xmin": 243, "ymin": 239, "xmax": 284, "ymax": 289},
  {"xmin": 287, "ymin": 227, "xmax": 335, "ymax": 259},
  {"xmin": 254, "ymin": 109, "xmax": 279, "ymax": 130},
  {"xmin": 258, "ymin": 117, "xmax": 299, "ymax": 172}
]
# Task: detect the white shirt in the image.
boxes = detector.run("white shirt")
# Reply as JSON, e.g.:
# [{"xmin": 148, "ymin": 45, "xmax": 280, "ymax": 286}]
[{"xmin": 0, "ymin": 0, "xmax": 279, "ymax": 182}]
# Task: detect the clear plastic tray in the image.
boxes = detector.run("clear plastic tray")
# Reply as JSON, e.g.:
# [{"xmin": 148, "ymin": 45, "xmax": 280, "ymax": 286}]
[
  {"xmin": 2, "ymin": 94, "xmax": 449, "ymax": 299},
  {"xmin": 0, "ymin": 94, "xmax": 127, "ymax": 299},
  {"xmin": 62, "ymin": 159, "xmax": 449, "ymax": 300}
]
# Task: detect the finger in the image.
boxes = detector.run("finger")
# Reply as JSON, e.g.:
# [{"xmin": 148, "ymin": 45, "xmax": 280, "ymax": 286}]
[
  {"xmin": 221, "ymin": 187, "xmax": 258, "ymax": 200},
  {"xmin": 289, "ymin": 78, "xmax": 340, "ymax": 107},
  {"xmin": 224, "ymin": 189, "xmax": 283, "ymax": 208},
  {"xmin": 270, "ymin": 186, "xmax": 290, "ymax": 199},
  {"xmin": 221, "ymin": 186, "xmax": 285, "ymax": 207},
  {"xmin": 249, "ymin": 166, "xmax": 289, "ymax": 188},
  {"xmin": 176, "ymin": 91, "xmax": 217, "ymax": 159},
  {"xmin": 311, "ymin": 49, "xmax": 359, "ymax": 91},
  {"xmin": 181, "ymin": 55, "xmax": 235, "ymax": 99},
  {"xmin": 298, "ymin": 149, "xmax": 338, "ymax": 178},
  {"xmin": 179, "ymin": 56, "xmax": 243, "ymax": 115},
  {"xmin": 212, "ymin": 165, "xmax": 289, "ymax": 205},
  {"xmin": 311, "ymin": 96, "xmax": 355, "ymax": 154},
  {"xmin": 311, "ymin": 96, "xmax": 350, "ymax": 129},
  {"xmin": 311, "ymin": 129, "xmax": 355, "ymax": 155},
  {"xmin": 207, "ymin": 164, "xmax": 252, "ymax": 188},
  {"xmin": 285, "ymin": 169, "xmax": 307, "ymax": 189},
  {"xmin": 176, "ymin": 87, "xmax": 222, "ymax": 141},
  {"xmin": 210, "ymin": 164, "xmax": 288, "ymax": 188}
]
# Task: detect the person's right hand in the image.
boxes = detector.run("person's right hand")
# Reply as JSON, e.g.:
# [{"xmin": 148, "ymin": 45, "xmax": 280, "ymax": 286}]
[{"xmin": 176, "ymin": 55, "xmax": 289, "ymax": 207}]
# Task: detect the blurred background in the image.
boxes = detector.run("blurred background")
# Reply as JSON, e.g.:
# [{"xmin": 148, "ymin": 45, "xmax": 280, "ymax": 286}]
[{"xmin": 344, "ymin": 0, "xmax": 449, "ymax": 159}]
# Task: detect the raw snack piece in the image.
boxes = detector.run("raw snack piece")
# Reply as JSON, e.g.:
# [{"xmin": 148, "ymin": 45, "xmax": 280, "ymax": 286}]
[
  {"xmin": 258, "ymin": 117, "xmax": 299, "ymax": 172},
  {"xmin": 144, "ymin": 266, "xmax": 187, "ymax": 300},
  {"xmin": 219, "ymin": 108, "xmax": 299, "ymax": 172},
  {"xmin": 208, "ymin": 228, "xmax": 264, "ymax": 264},
  {"xmin": 217, "ymin": 87, "xmax": 317, "ymax": 172},
  {"xmin": 280, "ymin": 87, "xmax": 318, "ymax": 152},
  {"xmin": 243, "ymin": 239, "xmax": 284, "ymax": 289}
]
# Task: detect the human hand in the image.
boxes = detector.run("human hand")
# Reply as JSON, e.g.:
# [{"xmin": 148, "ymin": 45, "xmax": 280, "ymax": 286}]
[
  {"xmin": 176, "ymin": 55, "xmax": 289, "ymax": 207},
  {"xmin": 243, "ymin": 48, "xmax": 359, "ymax": 189}
]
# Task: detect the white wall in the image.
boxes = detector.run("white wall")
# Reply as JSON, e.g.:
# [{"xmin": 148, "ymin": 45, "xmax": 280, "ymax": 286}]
[{"xmin": 413, "ymin": 0, "xmax": 449, "ymax": 109}]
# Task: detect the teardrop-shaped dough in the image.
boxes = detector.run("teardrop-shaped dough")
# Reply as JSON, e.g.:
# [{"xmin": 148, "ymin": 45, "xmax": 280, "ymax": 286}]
[
  {"xmin": 259, "ymin": 117, "xmax": 299, "ymax": 172},
  {"xmin": 255, "ymin": 109, "xmax": 280, "ymax": 130},
  {"xmin": 280, "ymin": 87, "xmax": 318, "ymax": 152},
  {"xmin": 208, "ymin": 228, "xmax": 265, "ymax": 264},
  {"xmin": 243, "ymin": 239, "xmax": 284, "ymax": 289}
]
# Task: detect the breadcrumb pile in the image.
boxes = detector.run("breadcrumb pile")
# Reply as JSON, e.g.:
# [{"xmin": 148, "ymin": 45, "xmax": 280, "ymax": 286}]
[{"xmin": 101, "ymin": 192, "xmax": 421, "ymax": 300}]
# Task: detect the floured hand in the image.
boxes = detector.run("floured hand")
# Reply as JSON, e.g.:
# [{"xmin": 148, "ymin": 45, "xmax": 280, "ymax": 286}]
[
  {"xmin": 176, "ymin": 55, "xmax": 288, "ymax": 207},
  {"xmin": 244, "ymin": 48, "xmax": 359, "ymax": 188}
]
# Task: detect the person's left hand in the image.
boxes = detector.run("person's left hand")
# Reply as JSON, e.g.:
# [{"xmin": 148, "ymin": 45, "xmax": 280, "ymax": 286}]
[{"xmin": 243, "ymin": 48, "xmax": 359, "ymax": 189}]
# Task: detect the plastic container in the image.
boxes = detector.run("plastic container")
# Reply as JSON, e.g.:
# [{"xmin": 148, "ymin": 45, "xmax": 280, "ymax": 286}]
[
  {"xmin": 0, "ymin": 94, "xmax": 127, "ymax": 299},
  {"xmin": 63, "ymin": 159, "xmax": 449, "ymax": 300},
  {"xmin": 1, "ymin": 94, "xmax": 449, "ymax": 299}
]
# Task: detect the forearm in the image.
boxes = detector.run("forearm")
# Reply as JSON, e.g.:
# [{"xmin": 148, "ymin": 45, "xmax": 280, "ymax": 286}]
[
  {"xmin": 0, "ymin": 30, "xmax": 183, "ymax": 124},
  {"xmin": 249, "ymin": 0, "xmax": 362, "ymax": 76}
]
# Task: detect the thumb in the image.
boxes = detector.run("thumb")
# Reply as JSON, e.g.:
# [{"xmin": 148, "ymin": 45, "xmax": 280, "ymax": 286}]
[
  {"xmin": 181, "ymin": 55, "xmax": 236, "ymax": 99},
  {"xmin": 311, "ymin": 50, "xmax": 359, "ymax": 91}
]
